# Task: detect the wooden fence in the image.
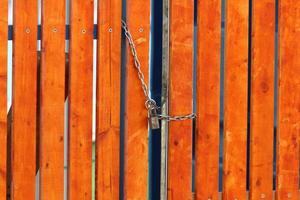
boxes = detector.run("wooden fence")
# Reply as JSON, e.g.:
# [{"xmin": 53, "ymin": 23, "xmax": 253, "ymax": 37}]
[{"xmin": 0, "ymin": 0, "xmax": 299, "ymax": 200}]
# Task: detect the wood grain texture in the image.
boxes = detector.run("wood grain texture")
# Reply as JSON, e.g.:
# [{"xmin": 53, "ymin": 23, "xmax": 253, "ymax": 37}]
[
  {"xmin": 68, "ymin": 0, "xmax": 94, "ymax": 199},
  {"xmin": 276, "ymin": 0, "xmax": 300, "ymax": 200},
  {"xmin": 12, "ymin": 0, "xmax": 38, "ymax": 199},
  {"xmin": 249, "ymin": 1, "xmax": 275, "ymax": 200},
  {"xmin": 195, "ymin": 0, "xmax": 221, "ymax": 199},
  {"xmin": 167, "ymin": 0, "xmax": 194, "ymax": 199},
  {"xmin": 124, "ymin": 0, "xmax": 150, "ymax": 199},
  {"xmin": 0, "ymin": 0, "xmax": 8, "ymax": 198},
  {"xmin": 223, "ymin": 0, "xmax": 248, "ymax": 200},
  {"xmin": 39, "ymin": 0, "xmax": 65, "ymax": 199},
  {"xmin": 96, "ymin": 0, "xmax": 121, "ymax": 199}
]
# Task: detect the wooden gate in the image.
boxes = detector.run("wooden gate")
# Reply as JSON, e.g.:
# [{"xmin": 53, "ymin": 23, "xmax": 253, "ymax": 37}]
[{"xmin": 0, "ymin": 0, "xmax": 299, "ymax": 199}]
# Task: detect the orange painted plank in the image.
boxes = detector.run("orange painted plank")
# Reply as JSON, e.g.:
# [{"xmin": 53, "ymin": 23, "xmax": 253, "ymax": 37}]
[
  {"xmin": 167, "ymin": 0, "xmax": 194, "ymax": 199},
  {"xmin": 123, "ymin": 0, "xmax": 150, "ymax": 199},
  {"xmin": 12, "ymin": 0, "xmax": 38, "ymax": 199},
  {"xmin": 39, "ymin": 0, "xmax": 65, "ymax": 199},
  {"xmin": 249, "ymin": 1, "xmax": 275, "ymax": 200},
  {"xmin": 96, "ymin": 0, "xmax": 121, "ymax": 199},
  {"xmin": 195, "ymin": 0, "xmax": 221, "ymax": 199},
  {"xmin": 222, "ymin": 0, "xmax": 249, "ymax": 200},
  {"xmin": 68, "ymin": 0, "xmax": 94, "ymax": 199},
  {"xmin": 0, "ymin": 0, "xmax": 8, "ymax": 198},
  {"xmin": 276, "ymin": 1, "xmax": 300, "ymax": 200}
]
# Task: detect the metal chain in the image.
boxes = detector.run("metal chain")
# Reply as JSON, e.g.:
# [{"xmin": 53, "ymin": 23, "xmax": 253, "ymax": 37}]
[
  {"xmin": 157, "ymin": 113, "xmax": 197, "ymax": 122},
  {"xmin": 121, "ymin": 20, "xmax": 196, "ymax": 123}
]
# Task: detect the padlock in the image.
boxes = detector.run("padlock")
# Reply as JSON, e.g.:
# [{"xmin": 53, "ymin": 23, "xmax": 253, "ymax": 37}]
[{"xmin": 148, "ymin": 107, "xmax": 160, "ymax": 130}]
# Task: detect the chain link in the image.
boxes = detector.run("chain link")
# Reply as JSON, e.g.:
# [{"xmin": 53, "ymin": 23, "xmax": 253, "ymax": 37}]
[
  {"xmin": 121, "ymin": 20, "xmax": 196, "ymax": 122},
  {"xmin": 157, "ymin": 113, "xmax": 197, "ymax": 122}
]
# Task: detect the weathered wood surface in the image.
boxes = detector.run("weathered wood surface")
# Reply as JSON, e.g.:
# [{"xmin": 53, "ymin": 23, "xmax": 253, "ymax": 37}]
[
  {"xmin": 276, "ymin": 0, "xmax": 300, "ymax": 200},
  {"xmin": 223, "ymin": 0, "xmax": 249, "ymax": 200},
  {"xmin": 196, "ymin": 0, "xmax": 221, "ymax": 199},
  {"xmin": 12, "ymin": 0, "xmax": 38, "ymax": 199},
  {"xmin": 39, "ymin": 0, "xmax": 66, "ymax": 199},
  {"xmin": 0, "ymin": 0, "xmax": 8, "ymax": 198},
  {"xmin": 68, "ymin": 0, "xmax": 94, "ymax": 199},
  {"xmin": 124, "ymin": 0, "xmax": 150, "ymax": 199},
  {"xmin": 249, "ymin": 1, "xmax": 275, "ymax": 200},
  {"xmin": 167, "ymin": 0, "xmax": 194, "ymax": 199},
  {"xmin": 96, "ymin": 0, "xmax": 122, "ymax": 199}
]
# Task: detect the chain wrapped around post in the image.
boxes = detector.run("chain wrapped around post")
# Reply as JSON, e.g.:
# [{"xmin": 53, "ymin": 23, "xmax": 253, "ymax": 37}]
[{"xmin": 121, "ymin": 20, "xmax": 196, "ymax": 129}]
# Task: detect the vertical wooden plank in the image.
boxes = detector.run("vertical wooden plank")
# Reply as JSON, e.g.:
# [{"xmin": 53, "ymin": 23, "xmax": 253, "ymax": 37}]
[
  {"xmin": 96, "ymin": 0, "xmax": 121, "ymax": 199},
  {"xmin": 249, "ymin": 0, "xmax": 275, "ymax": 199},
  {"xmin": 68, "ymin": 0, "xmax": 94, "ymax": 199},
  {"xmin": 276, "ymin": 0, "xmax": 300, "ymax": 200},
  {"xmin": 39, "ymin": 0, "xmax": 65, "ymax": 199},
  {"xmin": 12, "ymin": 0, "xmax": 38, "ymax": 199},
  {"xmin": 124, "ymin": 0, "xmax": 150, "ymax": 199},
  {"xmin": 223, "ymin": 0, "xmax": 248, "ymax": 200},
  {"xmin": 0, "ymin": 0, "xmax": 8, "ymax": 197},
  {"xmin": 167, "ymin": 0, "xmax": 194, "ymax": 199},
  {"xmin": 195, "ymin": 0, "xmax": 221, "ymax": 199}
]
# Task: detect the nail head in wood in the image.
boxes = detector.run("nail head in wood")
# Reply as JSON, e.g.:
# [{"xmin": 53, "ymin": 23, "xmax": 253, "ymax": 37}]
[
  {"xmin": 260, "ymin": 193, "xmax": 266, "ymax": 199},
  {"xmin": 81, "ymin": 29, "xmax": 87, "ymax": 34},
  {"xmin": 25, "ymin": 28, "xmax": 30, "ymax": 33}
]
